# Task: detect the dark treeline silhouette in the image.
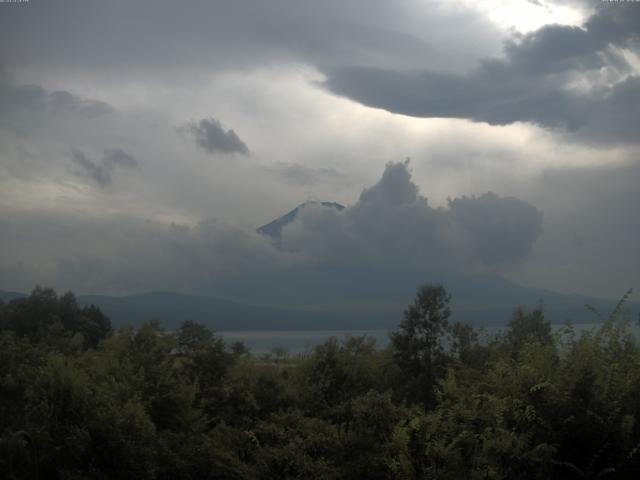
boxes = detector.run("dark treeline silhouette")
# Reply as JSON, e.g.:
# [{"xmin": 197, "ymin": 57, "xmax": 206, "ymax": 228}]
[{"xmin": 1, "ymin": 285, "xmax": 639, "ymax": 479}]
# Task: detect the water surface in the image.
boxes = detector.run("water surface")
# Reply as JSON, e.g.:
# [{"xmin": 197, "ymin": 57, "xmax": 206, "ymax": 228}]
[{"xmin": 220, "ymin": 322, "xmax": 639, "ymax": 354}]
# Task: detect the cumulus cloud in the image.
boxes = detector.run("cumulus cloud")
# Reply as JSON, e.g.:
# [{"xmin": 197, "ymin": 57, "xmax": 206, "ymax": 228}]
[
  {"xmin": 0, "ymin": 161, "xmax": 543, "ymax": 299},
  {"xmin": 0, "ymin": 210, "xmax": 297, "ymax": 296},
  {"xmin": 324, "ymin": 4, "xmax": 640, "ymax": 144},
  {"xmin": 358, "ymin": 160, "xmax": 419, "ymax": 206},
  {"xmin": 182, "ymin": 117, "xmax": 250, "ymax": 155},
  {"xmin": 102, "ymin": 148, "xmax": 138, "ymax": 169},
  {"xmin": 71, "ymin": 149, "xmax": 112, "ymax": 188},
  {"xmin": 0, "ymin": 64, "xmax": 112, "ymax": 125},
  {"xmin": 278, "ymin": 161, "xmax": 543, "ymax": 269},
  {"xmin": 0, "ymin": 0, "xmax": 635, "ymax": 305},
  {"xmin": 446, "ymin": 193, "xmax": 543, "ymax": 265},
  {"xmin": 71, "ymin": 147, "xmax": 138, "ymax": 188}
]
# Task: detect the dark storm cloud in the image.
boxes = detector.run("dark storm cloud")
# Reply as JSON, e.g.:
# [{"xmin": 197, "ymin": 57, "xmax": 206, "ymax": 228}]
[
  {"xmin": 0, "ymin": 1, "xmax": 501, "ymax": 76},
  {"xmin": 280, "ymin": 161, "xmax": 543, "ymax": 269},
  {"xmin": 0, "ymin": 162, "xmax": 543, "ymax": 295},
  {"xmin": 71, "ymin": 148, "xmax": 138, "ymax": 188},
  {"xmin": 0, "ymin": 64, "xmax": 112, "ymax": 122},
  {"xmin": 447, "ymin": 193, "xmax": 543, "ymax": 265},
  {"xmin": 184, "ymin": 118, "xmax": 249, "ymax": 156},
  {"xmin": 71, "ymin": 149, "xmax": 112, "ymax": 188},
  {"xmin": 324, "ymin": 4, "xmax": 640, "ymax": 144},
  {"xmin": 102, "ymin": 149, "xmax": 138, "ymax": 169},
  {"xmin": 46, "ymin": 90, "xmax": 112, "ymax": 118},
  {"xmin": 0, "ymin": 210, "xmax": 294, "ymax": 296}
]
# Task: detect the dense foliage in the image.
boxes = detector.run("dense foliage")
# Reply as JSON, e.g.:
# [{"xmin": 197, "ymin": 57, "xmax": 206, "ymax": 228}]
[{"xmin": 1, "ymin": 286, "xmax": 639, "ymax": 479}]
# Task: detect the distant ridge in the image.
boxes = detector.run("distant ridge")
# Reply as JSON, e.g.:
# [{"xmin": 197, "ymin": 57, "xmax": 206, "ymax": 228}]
[
  {"xmin": 2, "ymin": 200, "xmax": 637, "ymax": 331},
  {"xmin": 0, "ymin": 289, "xmax": 395, "ymax": 331},
  {"xmin": 0, "ymin": 290, "xmax": 27, "ymax": 303},
  {"xmin": 257, "ymin": 201, "xmax": 344, "ymax": 241},
  {"xmin": 2, "ymin": 287, "xmax": 636, "ymax": 332},
  {"xmin": 78, "ymin": 291, "xmax": 395, "ymax": 330}
]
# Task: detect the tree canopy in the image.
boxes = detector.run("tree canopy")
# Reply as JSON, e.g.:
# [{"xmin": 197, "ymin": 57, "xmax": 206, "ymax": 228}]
[{"xmin": 1, "ymin": 285, "xmax": 639, "ymax": 479}]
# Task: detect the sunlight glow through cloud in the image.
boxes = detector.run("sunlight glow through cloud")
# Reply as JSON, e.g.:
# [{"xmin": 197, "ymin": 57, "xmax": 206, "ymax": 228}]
[{"xmin": 461, "ymin": 0, "xmax": 586, "ymax": 33}]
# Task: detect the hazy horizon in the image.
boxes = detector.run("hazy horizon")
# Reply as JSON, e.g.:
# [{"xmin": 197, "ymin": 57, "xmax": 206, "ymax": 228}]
[{"xmin": 1, "ymin": 0, "xmax": 639, "ymax": 302}]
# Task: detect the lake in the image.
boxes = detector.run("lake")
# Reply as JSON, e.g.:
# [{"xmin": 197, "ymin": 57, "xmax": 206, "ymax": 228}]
[
  {"xmin": 219, "ymin": 322, "xmax": 639, "ymax": 354},
  {"xmin": 219, "ymin": 329, "xmax": 392, "ymax": 354}
]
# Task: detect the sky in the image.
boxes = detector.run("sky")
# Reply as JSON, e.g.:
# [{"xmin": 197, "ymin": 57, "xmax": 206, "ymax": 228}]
[{"xmin": 0, "ymin": 0, "xmax": 638, "ymax": 301}]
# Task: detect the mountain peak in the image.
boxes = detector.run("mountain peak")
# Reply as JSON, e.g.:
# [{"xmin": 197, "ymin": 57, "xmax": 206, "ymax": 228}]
[{"xmin": 257, "ymin": 201, "xmax": 344, "ymax": 240}]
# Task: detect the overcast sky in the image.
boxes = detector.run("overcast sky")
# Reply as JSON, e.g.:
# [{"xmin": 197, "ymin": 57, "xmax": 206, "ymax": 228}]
[{"xmin": 0, "ymin": 0, "xmax": 638, "ymax": 300}]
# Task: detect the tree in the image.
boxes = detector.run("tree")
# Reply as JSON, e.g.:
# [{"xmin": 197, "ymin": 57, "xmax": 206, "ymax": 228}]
[
  {"xmin": 390, "ymin": 284, "xmax": 452, "ymax": 407},
  {"xmin": 450, "ymin": 321, "xmax": 486, "ymax": 367},
  {"xmin": 506, "ymin": 305, "xmax": 552, "ymax": 355},
  {"xmin": 176, "ymin": 320, "xmax": 214, "ymax": 355},
  {"xmin": 0, "ymin": 287, "xmax": 111, "ymax": 349}
]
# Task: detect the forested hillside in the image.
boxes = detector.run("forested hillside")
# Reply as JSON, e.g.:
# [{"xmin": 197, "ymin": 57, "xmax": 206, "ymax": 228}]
[{"xmin": 1, "ymin": 286, "xmax": 639, "ymax": 479}]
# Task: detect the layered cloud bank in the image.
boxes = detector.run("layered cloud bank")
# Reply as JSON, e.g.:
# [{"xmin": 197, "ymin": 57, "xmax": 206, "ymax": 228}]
[
  {"xmin": 324, "ymin": 4, "xmax": 640, "ymax": 144},
  {"xmin": 280, "ymin": 162, "xmax": 542, "ymax": 271},
  {"xmin": 0, "ymin": 162, "xmax": 542, "ymax": 297},
  {"xmin": 0, "ymin": 0, "xmax": 637, "ymax": 299}
]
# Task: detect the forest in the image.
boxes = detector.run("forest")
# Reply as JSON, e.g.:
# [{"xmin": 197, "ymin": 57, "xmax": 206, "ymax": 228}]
[{"xmin": 1, "ymin": 285, "xmax": 639, "ymax": 479}]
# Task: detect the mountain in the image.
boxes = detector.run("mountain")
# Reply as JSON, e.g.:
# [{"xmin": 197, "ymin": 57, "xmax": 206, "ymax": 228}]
[
  {"xmin": 257, "ymin": 201, "xmax": 344, "ymax": 241},
  {"xmin": 201, "ymin": 266, "xmax": 636, "ymax": 326},
  {"xmin": 1, "ymin": 203, "xmax": 636, "ymax": 330},
  {"xmin": 248, "ymin": 202, "xmax": 638, "ymax": 326},
  {"xmin": 0, "ymin": 290, "xmax": 27, "ymax": 303},
  {"xmin": 77, "ymin": 291, "xmax": 395, "ymax": 330},
  {"xmin": 0, "ymin": 289, "xmax": 397, "ymax": 331},
  {"xmin": 2, "ymin": 285, "xmax": 636, "ymax": 332}
]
